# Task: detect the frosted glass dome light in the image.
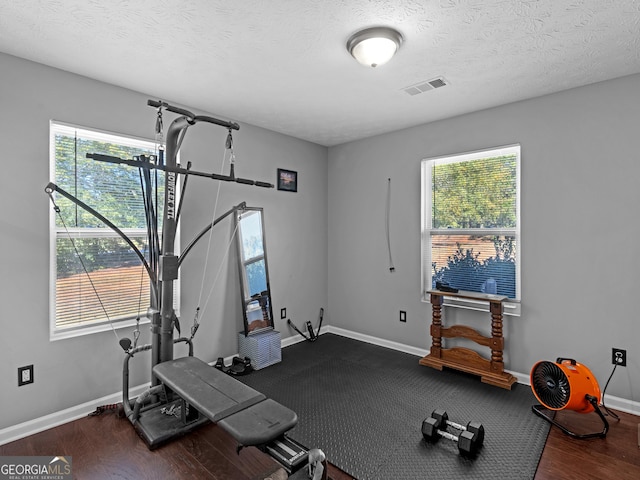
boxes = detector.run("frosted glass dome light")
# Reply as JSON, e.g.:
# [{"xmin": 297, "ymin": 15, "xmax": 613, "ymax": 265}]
[{"xmin": 347, "ymin": 27, "xmax": 403, "ymax": 68}]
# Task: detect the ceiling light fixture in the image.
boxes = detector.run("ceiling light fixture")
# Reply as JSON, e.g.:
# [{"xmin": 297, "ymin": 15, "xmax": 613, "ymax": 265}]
[{"xmin": 347, "ymin": 27, "xmax": 403, "ymax": 68}]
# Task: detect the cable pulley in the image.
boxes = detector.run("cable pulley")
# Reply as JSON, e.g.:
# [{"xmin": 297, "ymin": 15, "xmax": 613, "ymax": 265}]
[
  {"xmin": 133, "ymin": 316, "xmax": 141, "ymax": 348},
  {"xmin": 190, "ymin": 307, "xmax": 200, "ymax": 341},
  {"xmin": 225, "ymin": 128, "xmax": 233, "ymax": 150},
  {"xmin": 226, "ymin": 128, "xmax": 236, "ymax": 179},
  {"xmin": 155, "ymin": 106, "xmax": 164, "ymax": 145}
]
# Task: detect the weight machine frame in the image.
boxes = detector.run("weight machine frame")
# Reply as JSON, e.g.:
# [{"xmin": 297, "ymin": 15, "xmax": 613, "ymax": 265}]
[{"xmin": 46, "ymin": 99, "xmax": 275, "ymax": 447}]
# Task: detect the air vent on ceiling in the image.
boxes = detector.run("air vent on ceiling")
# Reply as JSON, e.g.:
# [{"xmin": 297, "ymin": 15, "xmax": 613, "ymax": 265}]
[{"xmin": 402, "ymin": 77, "xmax": 448, "ymax": 96}]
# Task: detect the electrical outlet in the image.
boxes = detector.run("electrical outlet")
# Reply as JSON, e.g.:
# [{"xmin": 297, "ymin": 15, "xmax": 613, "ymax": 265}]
[
  {"xmin": 612, "ymin": 348, "xmax": 627, "ymax": 367},
  {"xmin": 281, "ymin": 308, "xmax": 286, "ymax": 319},
  {"xmin": 18, "ymin": 365, "xmax": 34, "ymax": 386},
  {"xmin": 399, "ymin": 310, "xmax": 407, "ymax": 323}
]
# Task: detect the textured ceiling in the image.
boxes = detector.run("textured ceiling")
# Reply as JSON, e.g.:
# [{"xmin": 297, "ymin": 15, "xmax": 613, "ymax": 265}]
[{"xmin": 1, "ymin": 0, "xmax": 639, "ymax": 146}]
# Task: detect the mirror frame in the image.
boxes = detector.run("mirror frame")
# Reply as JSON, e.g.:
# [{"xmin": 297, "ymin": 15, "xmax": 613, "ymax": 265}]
[{"xmin": 234, "ymin": 207, "xmax": 275, "ymax": 336}]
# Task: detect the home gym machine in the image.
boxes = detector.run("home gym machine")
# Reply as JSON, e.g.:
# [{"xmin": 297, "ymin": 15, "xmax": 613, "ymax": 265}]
[{"xmin": 45, "ymin": 100, "xmax": 326, "ymax": 478}]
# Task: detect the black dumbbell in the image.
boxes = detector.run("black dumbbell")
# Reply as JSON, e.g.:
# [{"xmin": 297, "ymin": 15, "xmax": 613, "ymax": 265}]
[
  {"xmin": 431, "ymin": 410, "xmax": 485, "ymax": 447},
  {"xmin": 421, "ymin": 410, "xmax": 484, "ymax": 457}
]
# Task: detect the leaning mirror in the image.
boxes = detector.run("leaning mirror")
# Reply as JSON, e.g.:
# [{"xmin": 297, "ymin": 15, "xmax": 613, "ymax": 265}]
[{"xmin": 235, "ymin": 207, "xmax": 274, "ymax": 335}]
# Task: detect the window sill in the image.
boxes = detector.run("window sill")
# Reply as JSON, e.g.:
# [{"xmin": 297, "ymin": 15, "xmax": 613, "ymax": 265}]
[
  {"xmin": 50, "ymin": 316, "xmax": 152, "ymax": 342},
  {"xmin": 422, "ymin": 295, "xmax": 521, "ymax": 317}
]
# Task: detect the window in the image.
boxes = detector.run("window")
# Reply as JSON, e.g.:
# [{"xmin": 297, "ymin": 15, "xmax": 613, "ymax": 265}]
[
  {"xmin": 49, "ymin": 122, "xmax": 179, "ymax": 340},
  {"xmin": 421, "ymin": 145, "xmax": 521, "ymax": 315}
]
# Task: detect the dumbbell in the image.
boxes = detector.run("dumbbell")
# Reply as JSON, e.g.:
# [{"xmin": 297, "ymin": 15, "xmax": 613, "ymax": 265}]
[
  {"xmin": 421, "ymin": 409, "xmax": 485, "ymax": 457},
  {"xmin": 432, "ymin": 410, "xmax": 485, "ymax": 446}
]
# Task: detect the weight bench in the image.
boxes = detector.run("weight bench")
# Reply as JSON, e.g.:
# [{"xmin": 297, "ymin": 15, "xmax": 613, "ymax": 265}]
[
  {"xmin": 120, "ymin": 352, "xmax": 311, "ymax": 474},
  {"xmin": 153, "ymin": 356, "xmax": 298, "ymax": 447},
  {"xmin": 152, "ymin": 356, "xmax": 310, "ymax": 474}
]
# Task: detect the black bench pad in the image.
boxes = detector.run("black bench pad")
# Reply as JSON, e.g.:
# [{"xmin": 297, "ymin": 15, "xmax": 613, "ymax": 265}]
[
  {"xmin": 218, "ymin": 398, "xmax": 298, "ymax": 446},
  {"xmin": 153, "ymin": 356, "xmax": 297, "ymax": 446},
  {"xmin": 153, "ymin": 356, "xmax": 265, "ymax": 422}
]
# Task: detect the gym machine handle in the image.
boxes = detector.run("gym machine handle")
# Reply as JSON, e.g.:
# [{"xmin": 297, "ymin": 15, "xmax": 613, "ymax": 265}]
[
  {"xmin": 85, "ymin": 153, "xmax": 273, "ymax": 189},
  {"xmin": 147, "ymin": 99, "xmax": 240, "ymax": 131}
]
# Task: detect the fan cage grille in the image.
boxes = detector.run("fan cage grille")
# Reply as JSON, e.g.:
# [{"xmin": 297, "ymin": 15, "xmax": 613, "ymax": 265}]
[{"xmin": 532, "ymin": 361, "xmax": 570, "ymax": 409}]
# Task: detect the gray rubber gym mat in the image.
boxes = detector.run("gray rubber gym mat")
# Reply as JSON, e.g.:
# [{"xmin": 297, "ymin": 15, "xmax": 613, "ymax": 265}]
[{"xmin": 239, "ymin": 334, "xmax": 550, "ymax": 480}]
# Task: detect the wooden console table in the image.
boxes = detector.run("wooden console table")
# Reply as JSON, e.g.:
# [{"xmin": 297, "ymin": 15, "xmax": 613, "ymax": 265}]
[{"xmin": 419, "ymin": 289, "xmax": 516, "ymax": 390}]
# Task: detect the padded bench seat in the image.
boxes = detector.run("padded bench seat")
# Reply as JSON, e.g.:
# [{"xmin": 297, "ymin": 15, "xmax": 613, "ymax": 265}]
[
  {"xmin": 218, "ymin": 398, "xmax": 298, "ymax": 446},
  {"xmin": 153, "ymin": 356, "xmax": 297, "ymax": 446}
]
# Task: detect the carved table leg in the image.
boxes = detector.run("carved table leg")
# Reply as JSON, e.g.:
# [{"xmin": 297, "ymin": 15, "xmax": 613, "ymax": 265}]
[
  {"xmin": 430, "ymin": 294, "xmax": 443, "ymax": 358},
  {"xmin": 489, "ymin": 300, "xmax": 505, "ymax": 373}
]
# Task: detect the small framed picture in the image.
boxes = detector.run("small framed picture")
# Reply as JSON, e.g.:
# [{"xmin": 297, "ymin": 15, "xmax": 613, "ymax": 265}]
[{"xmin": 277, "ymin": 168, "xmax": 298, "ymax": 192}]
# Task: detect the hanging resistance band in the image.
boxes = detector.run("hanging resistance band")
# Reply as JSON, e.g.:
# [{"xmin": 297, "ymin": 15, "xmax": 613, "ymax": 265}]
[{"xmin": 386, "ymin": 177, "xmax": 395, "ymax": 272}]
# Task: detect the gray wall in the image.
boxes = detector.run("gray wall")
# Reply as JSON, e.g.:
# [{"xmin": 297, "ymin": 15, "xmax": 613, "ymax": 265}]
[
  {"xmin": 1, "ymin": 49, "xmax": 638, "ymax": 433},
  {"xmin": 0, "ymin": 53, "xmax": 328, "ymax": 429},
  {"xmin": 328, "ymin": 74, "xmax": 640, "ymax": 403}
]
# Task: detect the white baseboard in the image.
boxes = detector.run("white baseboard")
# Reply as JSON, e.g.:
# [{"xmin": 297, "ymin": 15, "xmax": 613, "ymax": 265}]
[
  {"xmin": 0, "ymin": 383, "xmax": 149, "ymax": 447},
  {"xmin": 326, "ymin": 326, "xmax": 429, "ymax": 357},
  {"xmin": 2, "ymin": 325, "xmax": 637, "ymax": 446}
]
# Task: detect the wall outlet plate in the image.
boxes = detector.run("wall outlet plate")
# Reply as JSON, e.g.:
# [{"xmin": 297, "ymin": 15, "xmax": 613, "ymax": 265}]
[
  {"xmin": 18, "ymin": 365, "xmax": 34, "ymax": 386},
  {"xmin": 281, "ymin": 308, "xmax": 287, "ymax": 319},
  {"xmin": 399, "ymin": 310, "xmax": 407, "ymax": 322},
  {"xmin": 612, "ymin": 348, "xmax": 627, "ymax": 367}
]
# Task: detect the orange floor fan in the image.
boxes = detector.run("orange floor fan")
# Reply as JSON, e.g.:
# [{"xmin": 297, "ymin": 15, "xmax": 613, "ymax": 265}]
[{"xmin": 530, "ymin": 358, "xmax": 609, "ymax": 439}]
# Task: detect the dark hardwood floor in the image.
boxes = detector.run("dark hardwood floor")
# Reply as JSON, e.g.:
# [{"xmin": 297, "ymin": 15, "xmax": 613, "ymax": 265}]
[
  {"xmin": 534, "ymin": 408, "xmax": 640, "ymax": 480},
  {"xmin": 1, "ymin": 406, "xmax": 638, "ymax": 479},
  {"xmin": 0, "ymin": 411, "xmax": 351, "ymax": 480}
]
